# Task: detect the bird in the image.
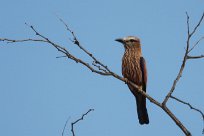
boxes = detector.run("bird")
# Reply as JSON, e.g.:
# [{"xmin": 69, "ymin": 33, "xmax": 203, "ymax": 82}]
[{"xmin": 115, "ymin": 36, "xmax": 149, "ymax": 125}]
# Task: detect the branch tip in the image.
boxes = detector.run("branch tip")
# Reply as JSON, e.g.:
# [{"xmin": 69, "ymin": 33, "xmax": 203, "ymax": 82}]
[{"xmin": 71, "ymin": 109, "xmax": 94, "ymax": 136}]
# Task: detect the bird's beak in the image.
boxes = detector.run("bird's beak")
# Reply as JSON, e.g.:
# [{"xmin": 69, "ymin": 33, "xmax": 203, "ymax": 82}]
[{"xmin": 115, "ymin": 38, "xmax": 124, "ymax": 44}]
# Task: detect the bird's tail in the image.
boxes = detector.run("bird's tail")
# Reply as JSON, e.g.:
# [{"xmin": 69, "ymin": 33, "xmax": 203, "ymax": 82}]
[{"xmin": 135, "ymin": 94, "xmax": 149, "ymax": 125}]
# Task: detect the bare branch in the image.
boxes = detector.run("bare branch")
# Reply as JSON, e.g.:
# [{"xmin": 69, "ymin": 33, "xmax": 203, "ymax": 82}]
[
  {"xmin": 171, "ymin": 96, "xmax": 204, "ymax": 120},
  {"xmin": 57, "ymin": 17, "xmax": 112, "ymax": 73},
  {"xmin": 71, "ymin": 109, "xmax": 94, "ymax": 136},
  {"xmin": 186, "ymin": 12, "xmax": 190, "ymax": 36},
  {"xmin": 8, "ymin": 24, "xmax": 111, "ymax": 76},
  {"xmin": 56, "ymin": 55, "xmax": 67, "ymax": 58},
  {"xmin": 160, "ymin": 12, "xmax": 204, "ymax": 135},
  {"xmin": 57, "ymin": 15, "xmax": 73, "ymax": 35},
  {"xmin": 162, "ymin": 105, "xmax": 192, "ymax": 136},
  {"xmin": 92, "ymin": 61, "xmax": 109, "ymax": 73},
  {"xmin": 189, "ymin": 12, "xmax": 204, "ymax": 37},
  {"xmin": 0, "ymin": 38, "xmax": 46, "ymax": 43},
  {"xmin": 163, "ymin": 12, "xmax": 204, "ymax": 105}
]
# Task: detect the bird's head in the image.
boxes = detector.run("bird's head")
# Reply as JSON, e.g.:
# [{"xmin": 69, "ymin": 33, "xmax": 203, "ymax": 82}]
[{"xmin": 115, "ymin": 36, "xmax": 141, "ymax": 48}]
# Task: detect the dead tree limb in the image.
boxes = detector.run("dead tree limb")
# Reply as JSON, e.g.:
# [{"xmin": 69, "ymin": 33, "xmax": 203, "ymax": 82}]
[{"xmin": 162, "ymin": 12, "xmax": 204, "ymax": 105}]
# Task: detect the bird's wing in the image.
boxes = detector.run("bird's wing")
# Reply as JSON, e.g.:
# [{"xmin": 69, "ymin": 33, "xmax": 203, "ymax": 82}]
[{"xmin": 140, "ymin": 57, "xmax": 147, "ymax": 91}]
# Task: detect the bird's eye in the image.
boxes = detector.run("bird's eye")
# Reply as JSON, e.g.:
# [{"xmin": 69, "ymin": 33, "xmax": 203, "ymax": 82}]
[{"xmin": 130, "ymin": 39, "xmax": 135, "ymax": 42}]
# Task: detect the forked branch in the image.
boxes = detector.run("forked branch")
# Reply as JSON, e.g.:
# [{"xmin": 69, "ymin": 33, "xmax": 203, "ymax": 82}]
[
  {"xmin": 62, "ymin": 109, "xmax": 94, "ymax": 136},
  {"xmin": 71, "ymin": 109, "xmax": 94, "ymax": 136},
  {"xmin": 163, "ymin": 12, "xmax": 204, "ymax": 105}
]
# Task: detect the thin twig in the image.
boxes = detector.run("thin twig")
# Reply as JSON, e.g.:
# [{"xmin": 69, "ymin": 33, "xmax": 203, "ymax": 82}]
[
  {"xmin": 189, "ymin": 12, "xmax": 204, "ymax": 37},
  {"xmin": 0, "ymin": 38, "xmax": 46, "ymax": 43},
  {"xmin": 57, "ymin": 17, "xmax": 111, "ymax": 73},
  {"xmin": 171, "ymin": 96, "xmax": 204, "ymax": 120},
  {"xmin": 26, "ymin": 24, "xmax": 111, "ymax": 76},
  {"xmin": 188, "ymin": 36, "xmax": 204, "ymax": 53},
  {"xmin": 71, "ymin": 109, "xmax": 94, "ymax": 136},
  {"xmin": 171, "ymin": 95, "xmax": 204, "ymax": 134},
  {"xmin": 187, "ymin": 55, "xmax": 204, "ymax": 59},
  {"xmin": 62, "ymin": 117, "xmax": 71, "ymax": 136},
  {"xmin": 56, "ymin": 55, "xmax": 67, "ymax": 58},
  {"xmin": 92, "ymin": 61, "xmax": 109, "ymax": 73}
]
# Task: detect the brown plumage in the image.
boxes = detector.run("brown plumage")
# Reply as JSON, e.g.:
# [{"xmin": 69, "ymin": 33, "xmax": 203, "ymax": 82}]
[{"xmin": 115, "ymin": 36, "xmax": 149, "ymax": 125}]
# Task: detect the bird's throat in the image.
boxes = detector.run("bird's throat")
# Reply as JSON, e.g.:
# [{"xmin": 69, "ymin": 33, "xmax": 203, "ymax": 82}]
[{"xmin": 124, "ymin": 46, "xmax": 142, "ymax": 57}]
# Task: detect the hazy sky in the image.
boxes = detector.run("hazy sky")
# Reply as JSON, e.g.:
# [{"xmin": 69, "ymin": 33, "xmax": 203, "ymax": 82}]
[{"xmin": 0, "ymin": 0, "xmax": 204, "ymax": 136}]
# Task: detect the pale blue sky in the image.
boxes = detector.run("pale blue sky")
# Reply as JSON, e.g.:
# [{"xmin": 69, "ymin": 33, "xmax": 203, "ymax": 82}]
[{"xmin": 0, "ymin": 0, "xmax": 204, "ymax": 136}]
